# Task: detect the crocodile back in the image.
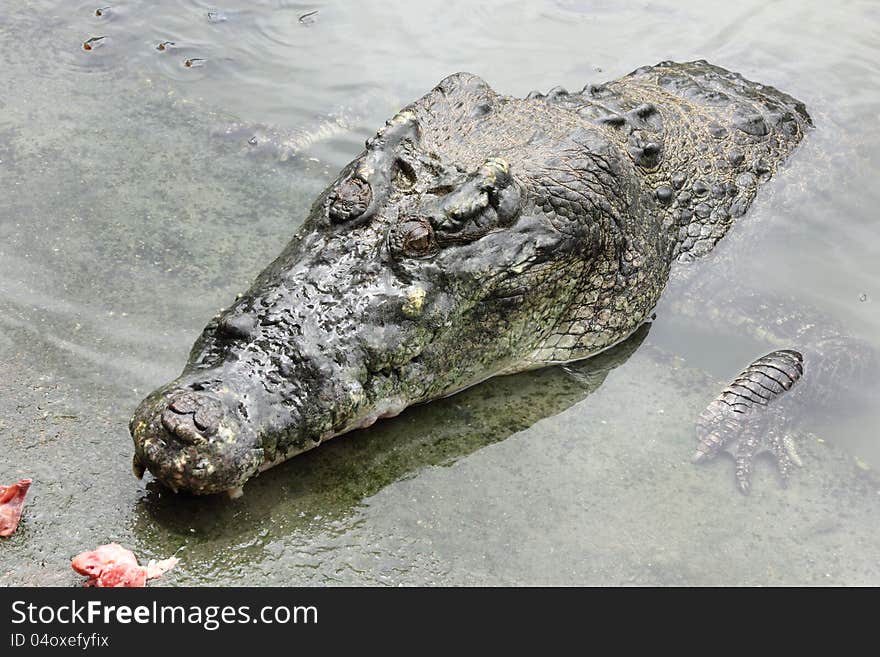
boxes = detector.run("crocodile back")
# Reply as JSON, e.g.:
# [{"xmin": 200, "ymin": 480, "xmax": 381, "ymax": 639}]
[{"xmin": 549, "ymin": 60, "xmax": 811, "ymax": 261}]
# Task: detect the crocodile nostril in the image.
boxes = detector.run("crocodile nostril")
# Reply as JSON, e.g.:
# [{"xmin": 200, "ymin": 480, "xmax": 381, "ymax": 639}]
[
  {"xmin": 161, "ymin": 392, "xmax": 222, "ymax": 443},
  {"xmin": 193, "ymin": 404, "xmax": 221, "ymax": 432},
  {"xmin": 161, "ymin": 406, "xmax": 203, "ymax": 444},
  {"xmin": 169, "ymin": 394, "xmax": 197, "ymax": 414}
]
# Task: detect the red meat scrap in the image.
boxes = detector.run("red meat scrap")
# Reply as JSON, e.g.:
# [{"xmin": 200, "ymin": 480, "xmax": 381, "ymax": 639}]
[
  {"xmin": 0, "ymin": 478, "xmax": 32, "ymax": 537},
  {"xmin": 71, "ymin": 543, "xmax": 178, "ymax": 587}
]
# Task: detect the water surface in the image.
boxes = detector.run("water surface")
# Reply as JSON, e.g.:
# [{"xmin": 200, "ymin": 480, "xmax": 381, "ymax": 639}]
[{"xmin": 1, "ymin": 0, "xmax": 879, "ymax": 585}]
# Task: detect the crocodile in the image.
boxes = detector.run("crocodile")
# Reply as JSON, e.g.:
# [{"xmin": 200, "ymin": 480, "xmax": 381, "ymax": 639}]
[{"xmin": 131, "ymin": 59, "xmax": 816, "ymax": 496}]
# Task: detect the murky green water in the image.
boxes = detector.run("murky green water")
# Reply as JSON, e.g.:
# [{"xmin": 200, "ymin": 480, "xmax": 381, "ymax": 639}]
[{"xmin": 2, "ymin": 0, "xmax": 879, "ymax": 585}]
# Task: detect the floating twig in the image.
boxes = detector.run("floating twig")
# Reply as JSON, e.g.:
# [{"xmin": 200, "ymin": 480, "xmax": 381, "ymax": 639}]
[
  {"xmin": 82, "ymin": 36, "xmax": 106, "ymax": 51},
  {"xmin": 299, "ymin": 10, "xmax": 318, "ymax": 24}
]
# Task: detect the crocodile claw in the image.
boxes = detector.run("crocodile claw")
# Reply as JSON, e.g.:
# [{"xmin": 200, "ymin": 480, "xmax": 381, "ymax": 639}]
[
  {"xmin": 694, "ymin": 421, "xmax": 804, "ymax": 494},
  {"xmin": 694, "ymin": 349, "xmax": 804, "ymax": 494}
]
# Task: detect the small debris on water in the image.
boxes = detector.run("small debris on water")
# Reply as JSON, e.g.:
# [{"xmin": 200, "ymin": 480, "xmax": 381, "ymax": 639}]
[
  {"xmin": 184, "ymin": 58, "xmax": 206, "ymax": 68},
  {"xmin": 71, "ymin": 543, "xmax": 178, "ymax": 587},
  {"xmin": 82, "ymin": 36, "xmax": 106, "ymax": 51},
  {"xmin": 207, "ymin": 10, "xmax": 227, "ymax": 23},
  {"xmin": 248, "ymin": 136, "xmax": 258, "ymax": 145},
  {"xmin": 859, "ymin": 293, "xmax": 868, "ymax": 302},
  {"xmin": 299, "ymin": 10, "xmax": 318, "ymax": 24},
  {"xmin": 0, "ymin": 479, "xmax": 32, "ymax": 537}
]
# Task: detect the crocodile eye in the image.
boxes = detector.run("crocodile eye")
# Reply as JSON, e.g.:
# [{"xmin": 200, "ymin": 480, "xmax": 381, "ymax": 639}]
[
  {"xmin": 328, "ymin": 177, "xmax": 372, "ymax": 222},
  {"xmin": 403, "ymin": 220, "xmax": 436, "ymax": 255},
  {"xmin": 389, "ymin": 218, "xmax": 437, "ymax": 258}
]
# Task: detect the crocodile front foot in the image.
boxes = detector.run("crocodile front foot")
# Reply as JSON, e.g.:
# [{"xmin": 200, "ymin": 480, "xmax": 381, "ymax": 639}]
[{"xmin": 693, "ymin": 350, "xmax": 804, "ymax": 493}]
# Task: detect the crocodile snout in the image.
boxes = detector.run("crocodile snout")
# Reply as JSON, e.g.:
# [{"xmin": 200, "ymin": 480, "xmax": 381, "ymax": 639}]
[{"xmin": 131, "ymin": 385, "xmax": 264, "ymax": 495}]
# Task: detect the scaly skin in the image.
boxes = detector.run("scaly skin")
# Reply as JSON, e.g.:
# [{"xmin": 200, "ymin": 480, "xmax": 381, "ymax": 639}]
[
  {"xmin": 681, "ymin": 284, "xmax": 877, "ymax": 493},
  {"xmin": 694, "ymin": 350, "xmax": 806, "ymax": 493},
  {"xmin": 130, "ymin": 60, "xmax": 810, "ymax": 494}
]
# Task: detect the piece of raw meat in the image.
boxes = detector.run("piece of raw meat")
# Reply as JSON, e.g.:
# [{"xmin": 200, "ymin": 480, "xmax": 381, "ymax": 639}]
[
  {"xmin": 71, "ymin": 542, "xmax": 178, "ymax": 587},
  {"xmin": 0, "ymin": 478, "xmax": 32, "ymax": 537}
]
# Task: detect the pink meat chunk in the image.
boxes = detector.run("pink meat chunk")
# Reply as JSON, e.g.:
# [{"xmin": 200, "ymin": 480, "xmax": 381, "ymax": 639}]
[
  {"xmin": 0, "ymin": 479, "xmax": 32, "ymax": 537},
  {"xmin": 71, "ymin": 542, "xmax": 178, "ymax": 587}
]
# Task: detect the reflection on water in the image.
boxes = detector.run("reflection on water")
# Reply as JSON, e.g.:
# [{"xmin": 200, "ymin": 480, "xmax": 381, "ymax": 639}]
[
  {"xmin": 1, "ymin": 0, "xmax": 879, "ymax": 585},
  {"xmin": 132, "ymin": 327, "xmax": 648, "ymax": 576}
]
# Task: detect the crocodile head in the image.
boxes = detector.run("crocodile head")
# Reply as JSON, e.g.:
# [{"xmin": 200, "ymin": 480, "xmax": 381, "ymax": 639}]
[{"xmin": 131, "ymin": 72, "xmax": 652, "ymax": 495}]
